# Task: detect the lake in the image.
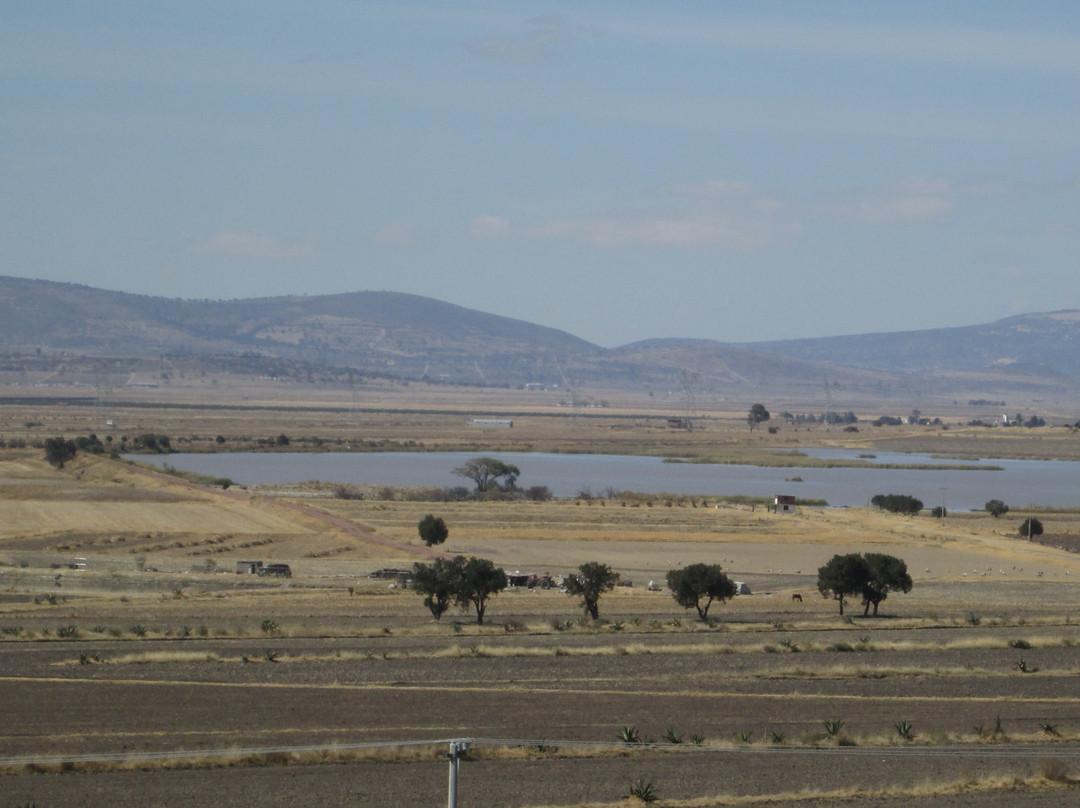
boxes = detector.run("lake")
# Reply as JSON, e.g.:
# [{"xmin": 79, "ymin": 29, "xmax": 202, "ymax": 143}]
[{"xmin": 129, "ymin": 449, "xmax": 1080, "ymax": 511}]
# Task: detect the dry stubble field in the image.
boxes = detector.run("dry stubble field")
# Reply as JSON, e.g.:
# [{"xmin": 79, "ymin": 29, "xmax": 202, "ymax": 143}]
[{"xmin": 3, "ymin": 387, "xmax": 1080, "ymax": 806}]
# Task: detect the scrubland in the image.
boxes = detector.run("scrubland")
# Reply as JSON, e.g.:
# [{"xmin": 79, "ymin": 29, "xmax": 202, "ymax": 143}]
[{"xmin": 2, "ymin": 385, "xmax": 1080, "ymax": 806}]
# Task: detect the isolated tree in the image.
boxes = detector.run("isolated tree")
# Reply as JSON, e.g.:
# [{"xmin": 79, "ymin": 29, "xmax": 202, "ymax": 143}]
[
  {"xmin": 860, "ymin": 553, "xmax": 913, "ymax": 616},
  {"xmin": 817, "ymin": 553, "xmax": 870, "ymax": 616},
  {"xmin": 870, "ymin": 494, "xmax": 924, "ymax": 516},
  {"xmin": 563, "ymin": 561, "xmax": 621, "ymax": 620},
  {"xmin": 412, "ymin": 556, "xmax": 463, "ymax": 621},
  {"xmin": 1019, "ymin": 517, "xmax": 1044, "ymax": 539},
  {"xmin": 44, "ymin": 437, "xmax": 77, "ymax": 469},
  {"xmin": 985, "ymin": 499, "xmax": 1009, "ymax": 518},
  {"xmin": 747, "ymin": 403, "xmax": 770, "ymax": 432},
  {"xmin": 666, "ymin": 563, "xmax": 738, "ymax": 621},
  {"xmin": 453, "ymin": 457, "xmax": 521, "ymax": 493},
  {"xmin": 417, "ymin": 514, "xmax": 449, "ymax": 547},
  {"xmin": 453, "ymin": 556, "xmax": 508, "ymax": 625}
]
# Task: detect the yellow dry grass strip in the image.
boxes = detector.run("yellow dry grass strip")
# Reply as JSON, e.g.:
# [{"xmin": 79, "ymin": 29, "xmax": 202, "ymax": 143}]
[
  {"xmin": 523, "ymin": 773, "xmax": 1079, "ymax": 808},
  {"xmin": 9, "ymin": 675, "xmax": 1080, "ymax": 708},
  {"xmin": 50, "ymin": 632, "xmax": 1080, "ymax": 669}
]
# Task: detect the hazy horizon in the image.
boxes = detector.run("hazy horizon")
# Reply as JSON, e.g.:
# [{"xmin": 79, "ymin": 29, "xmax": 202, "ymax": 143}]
[{"xmin": 3, "ymin": 3, "xmax": 1078, "ymax": 347}]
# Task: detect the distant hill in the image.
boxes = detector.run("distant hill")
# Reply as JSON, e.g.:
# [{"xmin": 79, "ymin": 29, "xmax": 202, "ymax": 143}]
[
  {"xmin": 0, "ymin": 276, "xmax": 599, "ymax": 387},
  {"xmin": 2, "ymin": 275, "xmax": 1080, "ymax": 406},
  {"xmin": 749, "ymin": 311, "xmax": 1080, "ymax": 378}
]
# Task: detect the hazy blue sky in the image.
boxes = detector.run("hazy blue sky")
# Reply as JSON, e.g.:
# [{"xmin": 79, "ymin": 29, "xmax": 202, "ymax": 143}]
[{"xmin": 3, "ymin": 2, "xmax": 1078, "ymax": 347}]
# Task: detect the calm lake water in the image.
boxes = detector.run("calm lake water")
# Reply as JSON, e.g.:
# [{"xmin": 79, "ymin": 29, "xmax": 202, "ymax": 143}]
[{"xmin": 130, "ymin": 449, "xmax": 1080, "ymax": 511}]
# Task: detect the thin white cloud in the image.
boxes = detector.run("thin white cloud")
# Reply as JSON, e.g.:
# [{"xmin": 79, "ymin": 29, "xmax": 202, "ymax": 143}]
[
  {"xmin": 611, "ymin": 15, "xmax": 1080, "ymax": 73},
  {"xmin": 478, "ymin": 179, "xmax": 800, "ymax": 249},
  {"xmin": 525, "ymin": 214, "xmax": 798, "ymax": 250},
  {"xmin": 192, "ymin": 231, "xmax": 313, "ymax": 260},
  {"xmin": 371, "ymin": 223, "xmax": 413, "ymax": 247},
  {"xmin": 470, "ymin": 216, "xmax": 510, "ymax": 238},
  {"xmin": 856, "ymin": 195, "xmax": 954, "ymax": 223},
  {"xmin": 464, "ymin": 15, "xmax": 597, "ymax": 65},
  {"xmin": 816, "ymin": 176, "xmax": 956, "ymax": 223}
]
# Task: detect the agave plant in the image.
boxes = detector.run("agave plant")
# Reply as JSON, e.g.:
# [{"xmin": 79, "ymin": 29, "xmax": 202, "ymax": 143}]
[
  {"xmin": 823, "ymin": 718, "xmax": 845, "ymax": 737},
  {"xmin": 627, "ymin": 779, "xmax": 657, "ymax": 803}
]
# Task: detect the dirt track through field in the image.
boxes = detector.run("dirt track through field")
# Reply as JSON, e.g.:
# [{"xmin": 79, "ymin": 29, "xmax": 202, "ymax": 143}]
[{"xmin": 123, "ymin": 460, "xmax": 442, "ymax": 560}]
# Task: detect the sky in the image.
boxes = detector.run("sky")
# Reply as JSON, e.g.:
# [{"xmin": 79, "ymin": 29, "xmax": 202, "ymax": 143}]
[{"xmin": 2, "ymin": 2, "xmax": 1079, "ymax": 348}]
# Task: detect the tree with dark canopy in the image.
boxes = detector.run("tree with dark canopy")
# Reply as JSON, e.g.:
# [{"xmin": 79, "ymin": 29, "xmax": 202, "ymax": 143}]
[
  {"xmin": 860, "ymin": 553, "xmax": 913, "ymax": 616},
  {"xmin": 817, "ymin": 553, "xmax": 870, "ymax": 616},
  {"xmin": 563, "ymin": 562, "xmax": 620, "ymax": 620},
  {"xmin": 1019, "ymin": 517, "xmax": 1044, "ymax": 539},
  {"xmin": 870, "ymin": 494, "xmax": 923, "ymax": 516},
  {"xmin": 453, "ymin": 556, "xmax": 508, "ymax": 625},
  {"xmin": 667, "ymin": 563, "xmax": 738, "ymax": 621},
  {"xmin": 747, "ymin": 403, "xmax": 770, "ymax": 432},
  {"xmin": 44, "ymin": 437, "xmax": 77, "ymax": 469},
  {"xmin": 411, "ymin": 556, "xmax": 464, "ymax": 621},
  {"xmin": 417, "ymin": 514, "xmax": 449, "ymax": 547},
  {"xmin": 452, "ymin": 457, "xmax": 521, "ymax": 493}
]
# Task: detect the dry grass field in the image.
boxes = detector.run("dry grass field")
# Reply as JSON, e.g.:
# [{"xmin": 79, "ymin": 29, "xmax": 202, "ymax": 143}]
[{"xmin": 2, "ymin": 442, "xmax": 1080, "ymax": 806}]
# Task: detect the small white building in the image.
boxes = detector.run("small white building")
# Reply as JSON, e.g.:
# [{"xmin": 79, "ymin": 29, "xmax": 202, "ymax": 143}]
[{"xmin": 774, "ymin": 495, "xmax": 797, "ymax": 514}]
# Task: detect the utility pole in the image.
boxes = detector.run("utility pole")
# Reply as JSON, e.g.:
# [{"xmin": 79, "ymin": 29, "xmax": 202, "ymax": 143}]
[
  {"xmin": 447, "ymin": 740, "xmax": 468, "ymax": 808},
  {"xmin": 939, "ymin": 487, "xmax": 947, "ymax": 524}
]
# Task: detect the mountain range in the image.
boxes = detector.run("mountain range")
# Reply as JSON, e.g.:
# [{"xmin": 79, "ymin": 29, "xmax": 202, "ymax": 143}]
[{"xmin": 2, "ymin": 275, "xmax": 1078, "ymax": 408}]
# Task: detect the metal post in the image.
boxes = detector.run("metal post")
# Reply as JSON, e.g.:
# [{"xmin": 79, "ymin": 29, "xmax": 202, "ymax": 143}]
[{"xmin": 447, "ymin": 740, "xmax": 468, "ymax": 808}]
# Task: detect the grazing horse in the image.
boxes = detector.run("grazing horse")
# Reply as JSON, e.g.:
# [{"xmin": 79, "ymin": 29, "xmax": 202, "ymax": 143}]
[{"xmin": 791, "ymin": 593, "xmax": 803, "ymax": 603}]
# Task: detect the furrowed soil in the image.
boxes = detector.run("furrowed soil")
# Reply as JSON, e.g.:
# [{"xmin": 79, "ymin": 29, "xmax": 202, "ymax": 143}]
[{"xmin": 3, "ymin": 398, "xmax": 1080, "ymax": 807}]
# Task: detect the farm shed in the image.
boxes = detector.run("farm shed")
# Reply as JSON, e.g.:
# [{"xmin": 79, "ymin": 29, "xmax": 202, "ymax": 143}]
[{"xmin": 774, "ymin": 495, "xmax": 797, "ymax": 514}]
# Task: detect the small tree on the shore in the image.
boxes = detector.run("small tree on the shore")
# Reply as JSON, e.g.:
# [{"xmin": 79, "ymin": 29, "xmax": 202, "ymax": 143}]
[
  {"xmin": 667, "ymin": 563, "xmax": 737, "ymax": 621},
  {"xmin": 747, "ymin": 403, "xmax": 770, "ymax": 432},
  {"xmin": 417, "ymin": 514, "xmax": 449, "ymax": 547},
  {"xmin": 986, "ymin": 499, "xmax": 1009, "ymax": 518},
  {"xmin": 452, "ymin": 457, "xmax": 520, "ymax": 494},
  {"xmin": 563, "ymin": 562, "xmax": 620, "ymax": 620},
  {"xmin": 871, "ymin": 494, "xmax": 923, "ymax": 516}
]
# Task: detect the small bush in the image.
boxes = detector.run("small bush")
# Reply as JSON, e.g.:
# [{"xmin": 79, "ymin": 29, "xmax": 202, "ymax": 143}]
[
  {"xmin": 55, "ymin": 625, "xmax": 79, "ymax": 638},
  {"xmin": 1037, "ymin": 757, "xmax": 1071, "ymax": 782},
  {"xmin": 627, "ymin": 779, "xmax": 657, "ymax": 803},
  {"xmin": 823, "ymin": 719, "xmax": 845, "ymax": 737},
  {"xmin": 619, "ymin": 725, "xmax": 642, "ymax": 744},
  {"xmin": 129, "ymin": 624, "xmax": 148, "ymax": 637}
]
